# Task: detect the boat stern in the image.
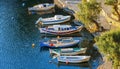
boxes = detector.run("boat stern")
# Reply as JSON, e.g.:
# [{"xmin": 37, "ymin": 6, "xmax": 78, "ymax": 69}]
[
  {"xmin": 74, "ymin": 40, "xmax": 80, "ymax": 45},
  {"xmin": 35, "ymin": 17, "xmax": 43, "ymax": 24},
  {"xmin": 39, "ymin": 28, "xmax": 46, "ymax": 34},
  {"xmin": 28, "ymin": 7, "xmax": 36, "ymax": 11},
  {"xmin": 39, "ymin": 42, "xmax": 48, "ymax": 47}
]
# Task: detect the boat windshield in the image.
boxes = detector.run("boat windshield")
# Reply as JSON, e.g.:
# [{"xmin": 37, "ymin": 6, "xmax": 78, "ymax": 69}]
[{"xmin": 47, "ymin": 28, "xmax": 54, "ymax": 30}]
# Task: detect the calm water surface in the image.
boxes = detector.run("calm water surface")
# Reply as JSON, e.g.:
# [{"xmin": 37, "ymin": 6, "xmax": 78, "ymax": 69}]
[{"xmin": 0, "ymin": 0, "xmax": 100, "ymax": 69}]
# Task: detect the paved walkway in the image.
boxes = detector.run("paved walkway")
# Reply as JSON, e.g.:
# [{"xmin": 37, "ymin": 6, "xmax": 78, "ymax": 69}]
[
  {"xmin": 97, "ymin": 0, "xmax": 112, "ymax": 15},
  {"xmin": 57, "ymin": 0, "xmax": 115, "ymax": 69},
  {"xmin": 97, "ymin": 0, "xmax": 118, "ymax": 30},
  {"xmin": 59, "ymin": 0, "xmax": 81, "ymax": 14},
  {"xmin": 59, "ymin": 0, "xmax": 116, "ymax": 30},
  {"xmin": 97, "ymin": 57, "xmax": 112, "ymax": 69},
  {"xmin": 97, "ymin": 0, "xmax": 114, "ymax": 69}
]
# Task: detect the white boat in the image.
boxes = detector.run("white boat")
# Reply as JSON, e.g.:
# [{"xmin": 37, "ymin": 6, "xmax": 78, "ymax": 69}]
[
  {"xmin": 28, "ymin": 3, "xmax": 55, "ymax": 11},
  {"xmin": 49, "ymin": 48, "xmax": 87, "ymax": 56},
  {"xmin": 35, "ymin": 15, "xmax": 71, "ymax": 25},
  {"xmin": 57, "ymin": 56, "xmax": 90, "ymax": 63},
  {"xmin": 39, "ymin": 25, "xmax": 83, "ymax": 35},
  {"xmin": 40, "ymin": 37, "xmax": 80, "ymax": 48}
]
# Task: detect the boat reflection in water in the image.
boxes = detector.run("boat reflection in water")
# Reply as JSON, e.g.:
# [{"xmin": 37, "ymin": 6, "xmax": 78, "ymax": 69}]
[
  {"xmin": 49, "ymin": 58, "xmax": 90, "ymax": 68},
  {"xmin": 57, "ymin": 56, "xmax": 91, "ymax": 63},
  {"xmin": 28, "ymin": 8, "xmax": 55, "ymax": 15},
  {"xmin": 49, "ymin": 56, "xmax": 90, "ymax": 68},
  {"xmin": 57, "ymin": 62, "xmax": 90, "ymax": 67}
]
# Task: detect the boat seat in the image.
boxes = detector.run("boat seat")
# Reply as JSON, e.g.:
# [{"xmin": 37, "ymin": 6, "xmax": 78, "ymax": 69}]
[{"xmin": 47, "ymin": 28, "xmax": 54, "ymax": 30}]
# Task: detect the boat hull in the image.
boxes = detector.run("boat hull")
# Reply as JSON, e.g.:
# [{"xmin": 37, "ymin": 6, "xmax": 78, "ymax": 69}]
[
  {"xmin": 28, "ymin": 4, "xmax": 55, "ymax": 12},
  {"xmin": 57, "ymin": 56, "xmax": 90, "ymax": 63},
  {"xmin": 49, "ymin": 48, "xmax": 87, "ymax": 56},
  {"xmin": 41, "ymin": 16, "xmax": 71, "ymax": 25},
  {"xmin": 36, "ymin": 15, "xmax": 71, "ymax": 25},
  {"xmin": 40, "ymin": 40, "xmax": 80, "ymax": 48},
  {"xmin": 39, "ymin": 26, "xmax": 83, "ymax": 35}
]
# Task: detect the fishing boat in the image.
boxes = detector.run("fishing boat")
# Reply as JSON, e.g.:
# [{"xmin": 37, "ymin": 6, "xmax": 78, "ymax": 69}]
[
  {"xmin": 49, "ymin": 47, "xmax": 87, "ymax": 56},
  {"xmin": 40, "ymin": 37, "xmax": 80, "ymax": 48},
  {"xmin": 28, "ymin": 3, "xmax": 55, "ymax": 11},
  {"xmin": 57, "ymin": 56, "xmax": 91, "ymax": 63},
  {"xmin": 35, "ymin": 15, "xmax": 71, "ymax": 25},
  {"xmin": 39, "ymin": 25, "xmax": 83, "ymax": 35}
]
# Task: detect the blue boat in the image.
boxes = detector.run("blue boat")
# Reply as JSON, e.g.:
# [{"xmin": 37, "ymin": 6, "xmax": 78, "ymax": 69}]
[{"xmin": 40, "ymin": 37, "xmax": 80, "ymax": 48}]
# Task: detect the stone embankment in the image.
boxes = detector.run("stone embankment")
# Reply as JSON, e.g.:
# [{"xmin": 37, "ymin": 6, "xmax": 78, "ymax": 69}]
[
  {"xmin": 54, "ymin": 0, "xmax": 80, "ymax": 16},
  {"xmin": 54, "ymin": 0, "xmax": 117, "ymax": 69}
]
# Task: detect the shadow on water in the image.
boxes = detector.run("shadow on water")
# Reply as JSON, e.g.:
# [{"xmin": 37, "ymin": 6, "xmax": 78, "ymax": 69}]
[{"xmin": 57, "ymin": 62, "xmax": 90, "ymax": 67}]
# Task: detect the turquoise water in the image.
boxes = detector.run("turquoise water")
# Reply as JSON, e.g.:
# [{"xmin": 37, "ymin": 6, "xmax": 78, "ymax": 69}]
[{"xmin": 0, "ymin": 0, "xmax": 102, "ymax": 69}]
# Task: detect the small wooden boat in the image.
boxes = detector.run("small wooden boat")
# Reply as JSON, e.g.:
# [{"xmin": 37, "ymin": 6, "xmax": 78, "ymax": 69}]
[
  {"xmin": 57, "ymin": 56, "xmax": 90, "ymax": 63},
  {"xmin": 28, "ymin": 3, "xmax": 55, "ymax": 11},
  {"xmin": 39, "ymin": 25, "xmax": 83, "ymax": 35},
  {"xmin": 40, "ymin": 37, "xmax": 80, "ymax": 48},
  {"xmin": 49, "ymin": 48, "xmax": 87, "ymax": 56},
  {"xmin": 35, "ymin": 15, "xmax": 71, "ymax": 25}
]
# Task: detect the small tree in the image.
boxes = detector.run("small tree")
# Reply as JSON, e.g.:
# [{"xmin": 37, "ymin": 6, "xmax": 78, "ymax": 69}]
[
  {"xmin": 95, "ymin": 29, "xmax": 120, "ymax": 69},
  {"xmin": 76, "ymin": 0, "xmax": 101, "ymax": 32},
  {"xmin": 105, "ymin": 0, "xmax": 120, "ymax": 20}
]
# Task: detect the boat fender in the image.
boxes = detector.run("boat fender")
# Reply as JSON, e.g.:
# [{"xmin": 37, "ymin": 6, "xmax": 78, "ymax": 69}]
[
  {"xmin": 50, "ymin": 43, "xmax": 54, "ymax": 46},
  {"xmin": 57, "ymin": 36, "xmax": 60, "ymax": 39},
  {"xmin": 39, "ymin": 22, "xmax": 43, "ymax": 25},
  {"xmin": 66, "ymin": 60, "xmax": 69, "ymax": 64}
]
